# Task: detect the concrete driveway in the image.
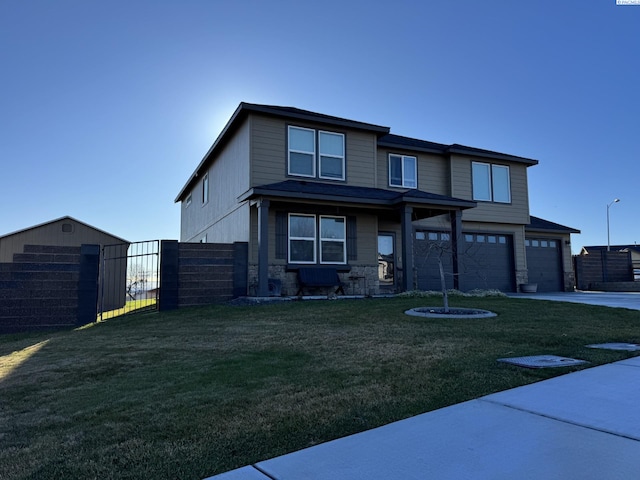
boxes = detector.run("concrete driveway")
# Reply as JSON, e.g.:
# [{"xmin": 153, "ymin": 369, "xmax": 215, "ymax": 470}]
[{"xmin": 508, "ymin": 291, "xmax": 640, "ymax": 311}]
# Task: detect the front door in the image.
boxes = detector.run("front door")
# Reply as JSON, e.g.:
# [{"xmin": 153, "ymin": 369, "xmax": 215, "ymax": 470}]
[{"xmin": 378, "ymin": 233, "xmax": 395, "ymax": 291}]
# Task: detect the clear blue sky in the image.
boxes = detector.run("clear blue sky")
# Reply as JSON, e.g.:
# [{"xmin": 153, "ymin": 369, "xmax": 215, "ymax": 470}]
[{"xmin": 1, "ymin": 0, "xmax": 638, "ymax": 253}]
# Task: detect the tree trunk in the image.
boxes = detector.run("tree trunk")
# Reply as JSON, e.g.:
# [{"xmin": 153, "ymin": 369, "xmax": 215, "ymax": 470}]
[{"xmin": 439, "ymin": 258, "xmax": 449, "ymax": 313}]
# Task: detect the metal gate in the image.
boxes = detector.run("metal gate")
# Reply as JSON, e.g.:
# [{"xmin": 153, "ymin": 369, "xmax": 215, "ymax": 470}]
[{"xmin": 98, "ymin": 240, "xmax": 160, "ymax": 320}]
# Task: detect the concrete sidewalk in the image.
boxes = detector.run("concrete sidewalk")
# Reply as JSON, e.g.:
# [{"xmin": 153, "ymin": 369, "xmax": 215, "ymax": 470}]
[
  {"xmin": 207, "ymin": 356, "xmax": 640, "ymax": 479},
  {"xmin": 508, "ymin": 291, "xmax": 640, "ymax": 311}
]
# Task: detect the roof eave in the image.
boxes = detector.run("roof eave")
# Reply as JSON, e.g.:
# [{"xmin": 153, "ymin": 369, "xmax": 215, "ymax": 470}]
[
  {"xmin": 241, "ymin": 103, "xmax": 391, "ymax": 134},
  {"xmin": 447, "ymin": 146, "xmax": 539, "ymax": 166},
  {"xmin": 175, "ymin": 103, "xmax": 248, "ymax": 203},
  {"xmin": 526, "ymin": 226, "xmax": 581, "ymax": 235}
]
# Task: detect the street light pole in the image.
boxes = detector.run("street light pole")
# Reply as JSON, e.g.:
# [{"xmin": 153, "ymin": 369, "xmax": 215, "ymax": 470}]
[{"xmin": 607, "ymin": 198, "xmax": 620, "ymax": 251}]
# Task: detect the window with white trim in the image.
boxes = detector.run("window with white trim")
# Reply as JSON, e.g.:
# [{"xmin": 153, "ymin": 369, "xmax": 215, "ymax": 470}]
[
  {"xmin": 288, "ymin": 214, "xmax": 316, "ymax": 263},
  {"xmin": 288, "ymin": 126, "xmax": 316, "ymax": 177},
  {"xmin": 288, "ymin": 126, "xmax": 345, "ymax": 180},
  {"xmin": 288, "ymin": 214, "xmax": 346, "ymax": 264},
  {"xmin": 320, "ymin": 216, "xmax": 346, "ymax": 263},
  {"xmin": 319, "ymin": 131, "xmax": 345, "ymax": 180},
  {"xmin": 472, "ymin": 162, "xmax": 511, "ymax": 203},
  {"xmin": 389, "ymin": 154, "xmax": 417, "ymax": 188}
]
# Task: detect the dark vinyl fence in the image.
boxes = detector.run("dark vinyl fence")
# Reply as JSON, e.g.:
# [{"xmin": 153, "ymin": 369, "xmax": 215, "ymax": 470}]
[
  {"xmin": 0, "ymin": 244, "xmax": 100, "ymax": 333},
  {"xmin": 1, "ymin": 241, "xmax": 248, "ymax": 334}
]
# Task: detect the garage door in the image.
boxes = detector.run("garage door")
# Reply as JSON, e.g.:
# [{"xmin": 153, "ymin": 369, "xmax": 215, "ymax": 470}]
[
  {"xmin": 526, "ymin": 238, "xmax": 562, "ymax": 292},
  {"xmin": 415, "ymin": 231, "xmax": 515, "ymax": 292},
  {"xmin": 415, "ymin": 231, "xmax": 455, "ymax": 291}
]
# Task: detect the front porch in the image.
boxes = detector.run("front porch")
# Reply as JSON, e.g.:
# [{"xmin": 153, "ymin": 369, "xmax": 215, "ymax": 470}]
[{"xmin": 240, "ymin": 180, "xmax": 477, "ymax": 297}]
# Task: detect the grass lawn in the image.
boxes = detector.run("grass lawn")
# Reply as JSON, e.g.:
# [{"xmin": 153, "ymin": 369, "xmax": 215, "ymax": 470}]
[
  {"xmin": 99, "ymin": 298, "xmax": 157, "ymax": 320},
  {"xmin": 1, "ymin": 295, "xmax": 639, "ymax": 479}
]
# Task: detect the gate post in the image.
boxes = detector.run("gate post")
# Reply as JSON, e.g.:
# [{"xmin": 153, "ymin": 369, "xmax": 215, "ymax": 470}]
[
  {"xmin": 159, "ymin": 240, "xmax": 179, "ymax": 311},
  {"xmin": 77, "ymin": 244, "xmax": 100, "ymax": 326},
  {"xmin": 233, "ymin": 242, "xmax": 248, "ymax": 298}
]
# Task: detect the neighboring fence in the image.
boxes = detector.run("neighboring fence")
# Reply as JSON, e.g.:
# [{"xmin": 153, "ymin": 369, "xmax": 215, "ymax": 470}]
[
  {"xmin": 0, "ymin": 244, "xmax": 100, "ymax": 333},
  {"xmin": 574, "ymin": 250, "xmax": 633, "ymax": 290},
  {"xmin": 159, "ymin": 241, "xmax": 248, "ymax": 310}
]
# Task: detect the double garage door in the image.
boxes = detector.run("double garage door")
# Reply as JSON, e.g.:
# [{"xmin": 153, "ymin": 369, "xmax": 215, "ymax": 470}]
[
  {"xmin": 525, "ymin": 237, "xmax": 563, "ymax": 292},
  {"xmin": 415, "ymin": 231, "xmax": 515, "ymax": 292}
]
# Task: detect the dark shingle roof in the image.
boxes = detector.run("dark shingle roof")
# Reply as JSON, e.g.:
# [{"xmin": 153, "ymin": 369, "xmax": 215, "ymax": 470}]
[
  {"xmin": 378, "ymin": 134, "xmax": 538, "ymax": 165},
  {"xmin": 240, "ymin": 103, "xmax": 390, "ymax": 134},
  {"xmin": 378, "ymin": 134, "xmax": 449, "ymax": 154},
  {"xmin": 240, "ymin": 180, "xmax": 476, "ymax": 209},
  {"xmin": 526, "ymin": 216, "xmax": 580, "ymax": 234}
]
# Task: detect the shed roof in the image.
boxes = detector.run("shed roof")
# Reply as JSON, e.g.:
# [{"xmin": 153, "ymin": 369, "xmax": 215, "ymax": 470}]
[{"xmin": 0, "ymin": 216, "xmax": 128, "ymax": 243}]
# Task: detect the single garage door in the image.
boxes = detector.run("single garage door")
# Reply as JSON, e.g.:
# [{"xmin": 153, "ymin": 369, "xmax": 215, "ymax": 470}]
[
  {"xmin": 526, "ymin": 238, "xmax": 563, "ymax": 292},
  {"xmin": 415, "ymin": 231, "xmax": 515, "ymax": 292}
]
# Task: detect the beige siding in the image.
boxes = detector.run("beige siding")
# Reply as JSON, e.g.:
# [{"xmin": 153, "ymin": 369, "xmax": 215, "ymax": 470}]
[
  {"xmin": 345, "ymin": 131, "xmax": 377, "ymax": 187},
  {"xmin": 250, "ymin": 114, "xmax": 378, "ymax": 188},
  {"xmin": 180, "ymin": 118, "xmax": 251, "ymax": 242},
  {"xmin": 450, "ymin": 154, "xmax": 530, "ymax": 224},
  {"xmin": 0, "ymin": 218, "xmax": 125, "ymax": 262},
  {"xmin": 250, "ymin": 115, "xmax": 286, "ymax": 186},
  {"xmin": 354, "ymin": 213, "xmax": 378, "ymax": 264}
]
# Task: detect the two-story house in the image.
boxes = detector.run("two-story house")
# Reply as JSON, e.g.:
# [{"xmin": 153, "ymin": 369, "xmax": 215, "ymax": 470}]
[{"xmin": 175, "ymin": 103, "xmax": 579, "ymax": 296}]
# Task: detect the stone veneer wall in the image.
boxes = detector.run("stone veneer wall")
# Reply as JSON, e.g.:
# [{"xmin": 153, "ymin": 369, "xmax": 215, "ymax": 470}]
[{"xmin": 248, "ymin": 264, "xmax": 380, "ymax": 297}]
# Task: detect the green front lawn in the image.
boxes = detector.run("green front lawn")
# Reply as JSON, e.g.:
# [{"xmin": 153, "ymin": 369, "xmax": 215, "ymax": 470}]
[{"xmin": 1, "ymin": 296, "xmax": 639, "ymax": 479}]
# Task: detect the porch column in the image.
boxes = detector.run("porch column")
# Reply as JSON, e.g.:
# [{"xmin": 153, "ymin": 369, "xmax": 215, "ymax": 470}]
[
  {"xmin": 449, "ymin": 210, "xmax": 462, "ymax": 290},
  {"xmin": 257, "ymin": 199, "xmax": 270, "ymax": 297},
  {"xmin": 401, "ymin": 205, "xmax": 414, "ymax": 292}
]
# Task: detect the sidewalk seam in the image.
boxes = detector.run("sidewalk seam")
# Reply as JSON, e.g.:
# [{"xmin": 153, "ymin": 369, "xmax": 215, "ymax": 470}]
[
  {"xmin": 253, "ymin": 464, "xmax": 278, "ymax": 480},
  {"xmin": 479, "ymin": 398, "xmax": 640, "ymax": 443}
]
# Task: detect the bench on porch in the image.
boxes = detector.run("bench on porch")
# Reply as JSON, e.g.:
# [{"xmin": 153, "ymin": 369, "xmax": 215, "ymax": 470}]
[{"xmin": 295, "ymin": 267, "xmax": 346, "ymax": 296}]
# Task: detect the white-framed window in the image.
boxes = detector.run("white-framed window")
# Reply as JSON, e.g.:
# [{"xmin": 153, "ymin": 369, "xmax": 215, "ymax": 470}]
[
  {"xmin": 288, "ymin": 214, "xmax": 346, "ymax": 264},
  {"xmin": 319, "ymin": 216, "xmax": 346, "ymax": 264},
  {"xmin": 288, "ymin": 126, "xmax": 316, "ymax": 177},
  {"xmin": 472, "ymin": 162, "xmax": 511, "ymax": 203},
  {"xmin": 202, "ymin": 173, "xmax": 209, "ymax": 204},
  {"xmin": 389, "ymin": 154, "xmax": 417, "ymax": 188},
  {"xmin": 288, "ymin": 126, "xmax": 345, "ymax": 180},
  {"xmin": 319, "ymin": 131, "xmax": 345, "ymax": 180},
  {"xmin": 288, "ymin": 214, "xmax": 316, "ymax": 263},
  {"xmin": 186, "ymin": 193, "xmax": 192, "ymax": 207}
]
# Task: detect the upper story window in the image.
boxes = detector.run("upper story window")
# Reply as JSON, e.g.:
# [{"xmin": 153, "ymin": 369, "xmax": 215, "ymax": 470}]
[
  {"xmin": 319, "ymin": 131, "xmax": 345, "ymax": 180},
  {"xmin": 389, "ymin": 154, "xmax": 417, "ymax": 188},
  {"xmin": 472, "ymin": 162, "xmax": 511, "ymax": 203},
  {"xmin": 202, "ymin": 173, "xmax": 209, "ymax": 204},
  {"xmin": 186, "ymin": 193, "xmax": 192, "ymax": 207},
  {"xmin": 288, "ymin": 126, "xmax": 345, "ymax": 181},
  {"xmin": 288, "ymin": 126, "xmax": 316, "ymax": 177}
]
